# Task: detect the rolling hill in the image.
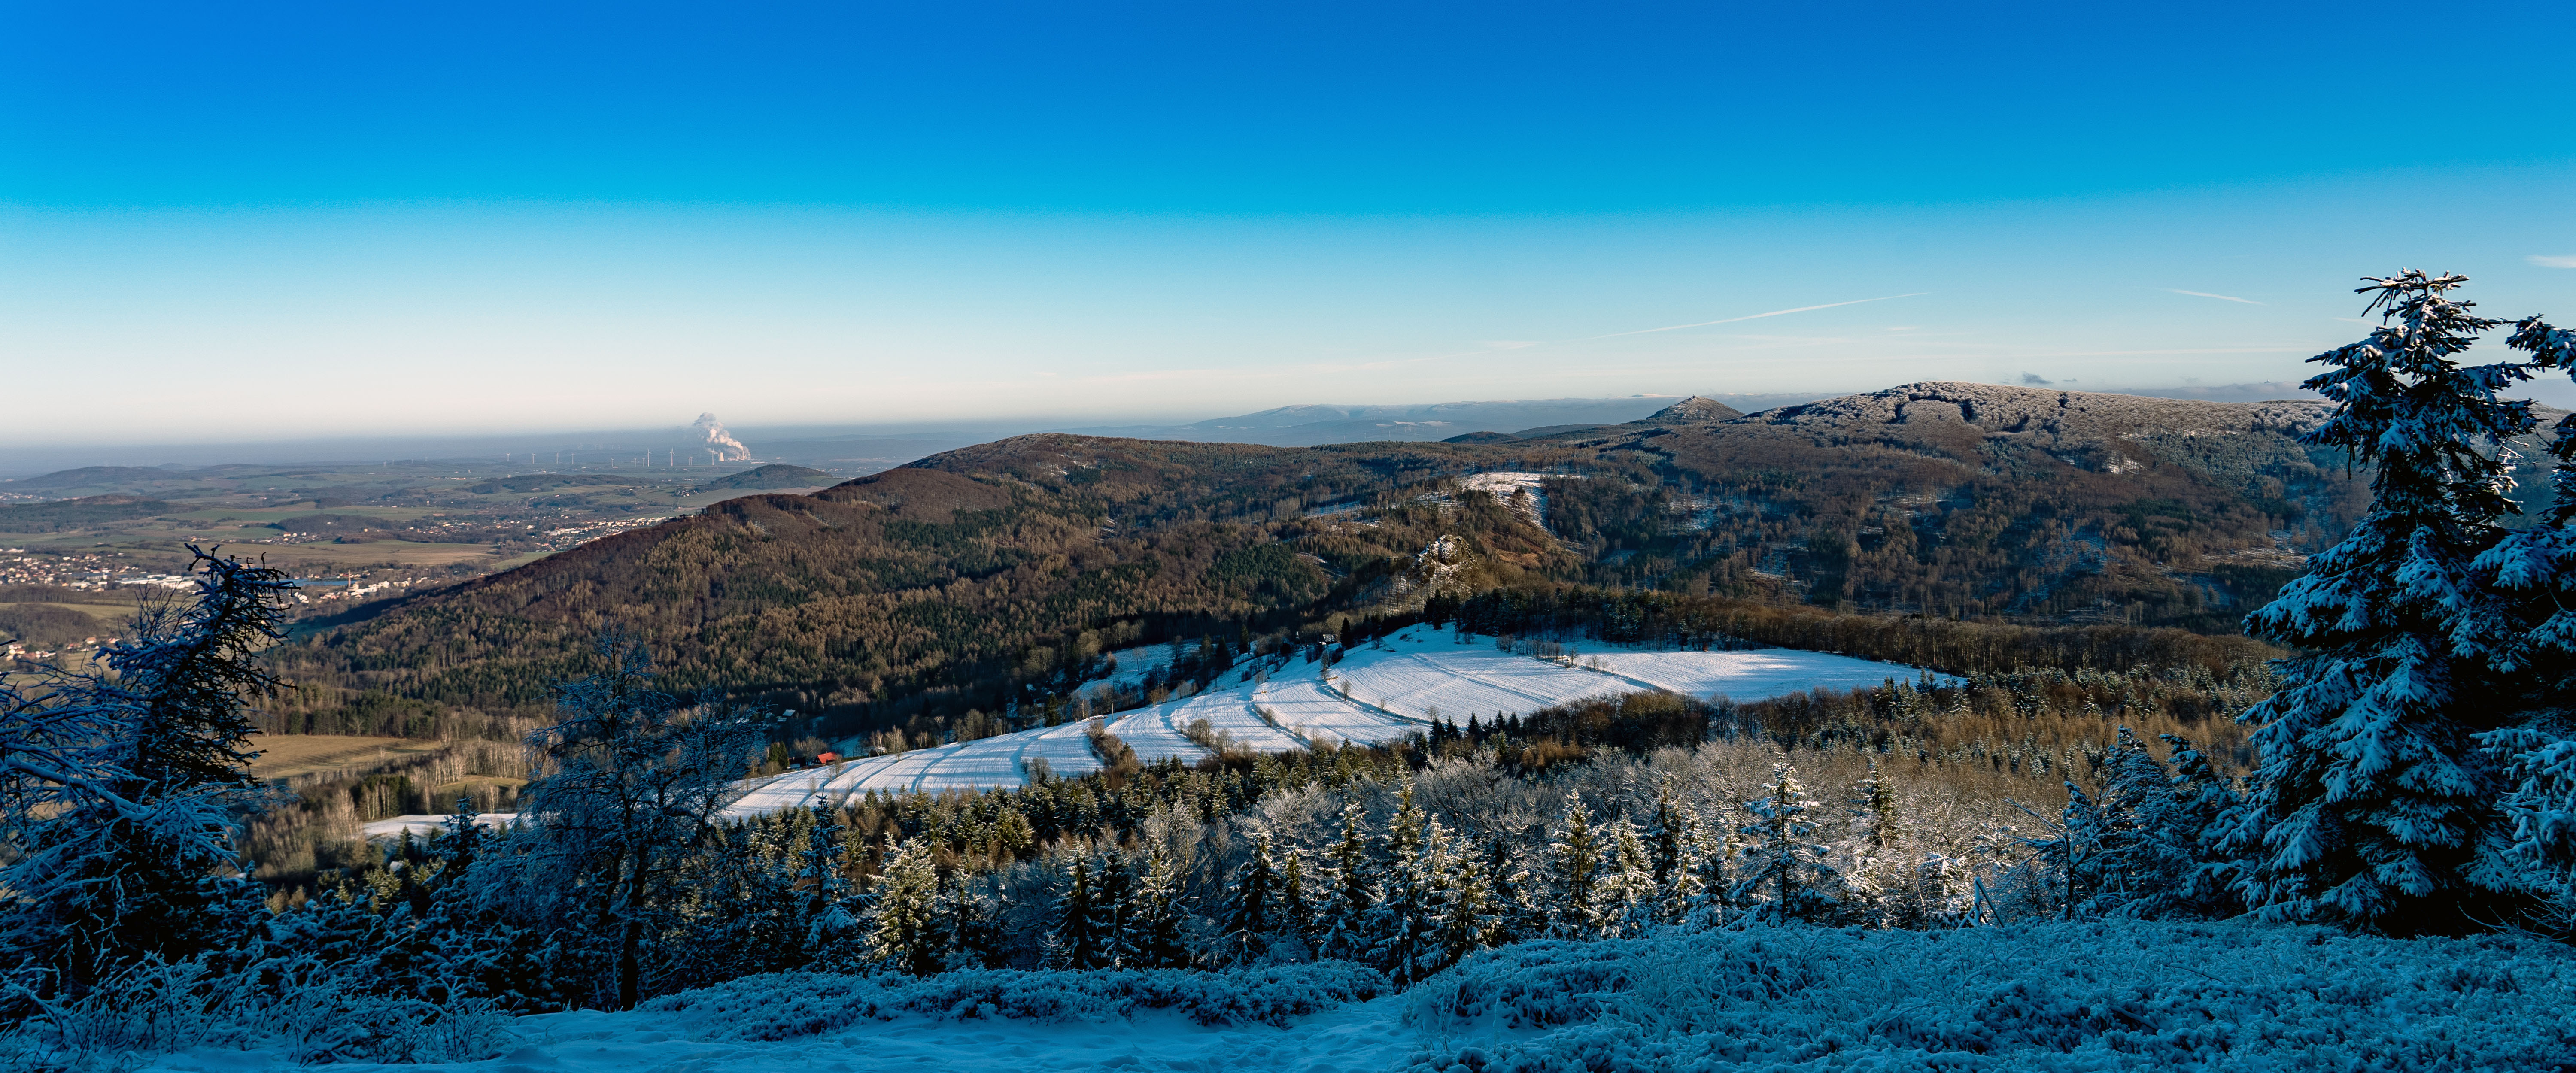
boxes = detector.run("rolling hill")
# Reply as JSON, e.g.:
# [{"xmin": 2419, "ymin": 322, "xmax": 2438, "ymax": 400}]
[{"xmin": 266, "ymin": 382, "xmax": 2373, "ymax": 743}]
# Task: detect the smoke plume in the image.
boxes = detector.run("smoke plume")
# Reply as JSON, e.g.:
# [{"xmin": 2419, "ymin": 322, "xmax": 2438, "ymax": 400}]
[{"xmin": 695, "ymin": 413, "xmax": 752, "ymax": 462}]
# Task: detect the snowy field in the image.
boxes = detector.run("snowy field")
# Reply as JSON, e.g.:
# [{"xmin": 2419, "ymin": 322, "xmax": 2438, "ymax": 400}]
[
  {"xmin": 119, "ymin": 921, "xmax": 2576, "ymax": 1072},
  {"xmin": 364, "ymin": 629, "xmax": 1939, "ymax": 837}
]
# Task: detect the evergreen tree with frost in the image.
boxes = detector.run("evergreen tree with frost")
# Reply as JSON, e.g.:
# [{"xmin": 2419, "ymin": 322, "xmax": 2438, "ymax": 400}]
[
  {"xmin": 1659, "ymin": 805, "xmax": 1711, "ymax": 925},
  {"xmin": 1276, "ymin": 846, "xmax": 1316, "ymax": 953},
  {"xmin": 2474, "ymin": 315, "xmax": 2576, "ymax": 922},
  {"xmin": 1121, "ymin": 849, "xmax": 1191, "ymax": 969},
  {"xmin": 1547, "ymin": 791, "xmax": 1608, "ymax": 937},
  {"xmin": 1221, "ymin": 831, "xmax": 1282, "ymax": 964},
  {"xmin": 2160, "ymin": 733, "xmax": 2246, "ymax": 915},
  {"xmin": 1313, "ymin": 801, "xmax": 1378, "ymax": 961},
  {"xmin": 1843, "ymin": 763, "xmax": 1902, "ymax": 925},
  {"xmin": 1482, "ymin": 834, "xmax": 1543, "ymax": 943},
  {"xmin": 1680, "ymin": 813, "xmax": 1733, "ymax": 930},
  {"xmin": 2081, "ymin": 727, "xmax": 2214, "ymax": 918},
  {"xmin": 1643, "ymin": 787, "xmax": 1685, "ymax": 888},
  {"xmin": 2229, "ymin": 270, "xmax": 2550, "ymax": 931},
  {"xmin": 1434, "ymin": 833, "xmax": 1499, "ymax": 967},
  {"xmin": 1049, "ymin": 858, "xmax": 1111, "ymax": 970},
  {"xmin": 797, "ymin": 806, "xmax": 857, "ymax": 949},
  {"xmin": 1370, "ymin": 812, "xmax": 1450, "ymax": 984},
  {"xmin": 0, "ymin": 549, "xmax": 288, "ymax": 1002},
  {"xmin": 862, "ymin": 837, "xmax": 945, "ymax": 976},
  {"xmin": 1606, "ymin": 818, "xmax": 1663, "ymax": 937},
  {"xmin": 1731, "ymin": 764, "xmax": 1842, "ymax": 923},
  {"xmin": 944, "ymin": 881, "xmax": 1008, "ymax": 970}
]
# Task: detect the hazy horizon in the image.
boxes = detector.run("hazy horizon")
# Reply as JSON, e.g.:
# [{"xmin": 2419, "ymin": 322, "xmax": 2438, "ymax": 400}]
[{"xmin": 7, "ymin": 2, "xmax": 2571, "ymax": 445}]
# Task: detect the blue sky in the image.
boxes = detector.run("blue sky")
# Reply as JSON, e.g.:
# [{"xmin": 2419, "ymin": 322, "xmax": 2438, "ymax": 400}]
[{"xmin": 6, "ymin": 0, "xmax": 2574, "ymax": 442}]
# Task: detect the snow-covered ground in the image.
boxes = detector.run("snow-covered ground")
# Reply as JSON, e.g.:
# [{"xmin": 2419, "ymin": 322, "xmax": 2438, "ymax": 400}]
[
  {"xmin": 121, "ymin": 921, "xmax": 2576, "ymax": 1072},
  {"xmin": 363, "ymin": 629, "xmax": 1940, "ymax": 837}
]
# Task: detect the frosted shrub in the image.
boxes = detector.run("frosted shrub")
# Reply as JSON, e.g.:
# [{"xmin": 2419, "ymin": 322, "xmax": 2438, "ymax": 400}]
[
  {"xmin": 639, "ymin": 962, "xmax": 1387, "ymax": 1040},
  {"xmin": 1401, "ymin": 922, "xmax": 2576, "ymax": 1072},
  {"xmin": 10, "ymin": 958, "xmax": 222, "ymax": 1064},
  {"xmin": 1, "ymin": 955, "xmax": 516, "ymax": 1069}
]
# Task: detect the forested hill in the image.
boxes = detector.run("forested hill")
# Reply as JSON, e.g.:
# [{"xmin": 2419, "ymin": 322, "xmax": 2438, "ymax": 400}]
[
  {"xmin": 266, "ymin": 383, "xmax": 2375, "ymax": 741},
  {"xmin": 267, "ymin": 436, "xmax": 1586, "ymax": 737},
  {"xmin": 1542, "ymin": 381, "xmax": 2362, "ymax": 630}
]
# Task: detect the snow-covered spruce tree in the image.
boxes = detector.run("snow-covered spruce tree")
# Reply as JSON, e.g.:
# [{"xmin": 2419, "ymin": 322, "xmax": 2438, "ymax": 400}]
[
  {"xmin": 2473, "ymin": 314, "xmax": 2576, "ymax": 924},
  {"xmin": 1275, "ymin": 845, "xmax": 1316, "ymax": 955},
  {"xmin": 1220, "ymin": 831, "xmax": 1282, "ymax": 965},
  {"xmin": 1679, "ymin": 814, "xmax": 1733, "ymax": 930},
  {"xmin": 797, "ymin": 806, "xmax": 857, "ymax": 951},
  {"xmin": 1642, "ymin": 787, "xmax": 1686, "ymax": 890},
  {"xmin": 1546, "ymin": 791, "xmax": 1608, "ymax": 937},
  {"xmin": 1843, "ymin": 763, "xmax": 1902, "ymax": 926},
  {"xmin": 1313, "ymin": 801, "xmax": 1379, "ymax": 961},
  {"xmin": 1481, "ymin": 834, "xmax": 1543, "ymax": 943},
  {"xmin": 0, "ymin": 549, "xmax": 289, "ymax": 1002},
  {"xmin": 863, "ymin": 837, "xmax": 944, "ymax": 976},
  {"xmin": 2230, "ymin": 270, "xmax": 2550, "ymax": 932},
  {"xmin": 503, "ymin": 634, "xmax": 775, "ymax": 1007},
  {"xmin": 1433, "ymin": 829, "xmax": 1498, "ymax": 969},
  {"xmin": 943, "ymin": 879, "xmax": 1009, "ymax": 971},
  {"xmin": 2075, "ymin": 727, "xmax": 2219, "ymax": 919},
  {"xmin": 1369, "ymin": 812, "xmax": 1450, "ymax": 985},
  {"xmin": 1601, "ymin": 818, "xmax": 1659, "ymax": 937},
  {"xmin": 1730, "ymin": 764, "xmax": 1843, "ymax": 924},
  {"xmin": 1048, "ymin": 858, "xmax": 1111, "ymax": 970},
  {"xmin": 1121, "ymin": 849, "xmax": 1190, "ymax": 970},
  {"xmin": 1659, "ymin": 805, "xmax": 1711, "ymax": 925},
  {"xmin": 2159, "ymin": 734, "xmax": 2247, "ymax": 918}
]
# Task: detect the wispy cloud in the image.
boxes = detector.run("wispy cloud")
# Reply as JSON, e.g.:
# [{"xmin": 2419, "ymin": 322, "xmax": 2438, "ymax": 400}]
[
  {"xmin": 2169, "ymin": 289, "xmax": 2263, "ymax": 305},
  {"xmin": 2530, "ymin": 255, "xmax": 2576, "ymax": 269},
  {"xmin": 1590, "ymin": 292, "xmax": 1931, "ymax": 339},
  {"xmin": 1479, "ymin": 340, "xmax": 1541, "ymax": 349}
]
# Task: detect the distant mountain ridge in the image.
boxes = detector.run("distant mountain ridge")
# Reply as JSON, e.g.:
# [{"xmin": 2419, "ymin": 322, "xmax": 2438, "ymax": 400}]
[{"xmin": 1053, "ymin": 395, "xmax": 1772, "ymax": 447}]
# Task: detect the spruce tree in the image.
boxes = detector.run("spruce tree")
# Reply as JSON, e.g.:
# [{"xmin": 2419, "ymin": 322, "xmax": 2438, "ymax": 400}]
[
  {"xmin": 1731, "ymin": 764, "xmax": 1841, "ymax": 923},
  {"xmin": 1314, "ymin": 801, "xmax": 1378, "ymax": 961},
  {"xmin": 1049, "ymin": 858, "xmax": 1110, "ymax": 970},
  {"xmin": 1546, "ymin": 791, "xmax": 1607, "ymax": 937},
  {"xmin": 1369, "ymin": 813, "xmax": 1450, "ymax": 984},
  {"xmin": 2474, "ymin": 315, "xmax": 2576, "ymax": 922},
  {"xmin": 863, "ymin": 838, "xmax": 945, "ymax": 976},
  {"xmin": 1276, "ymin": 847, "xmax": 1316, "ymax": 954},
  {"xmin": 797, "ymin": 806, "xmax": 856, "ymax": 950},
  {"xmin": 1221, "ymin": 831, "xmax": 1281, "ymax": 964},
  {"xmin": 1600, "ymin": 818, "xmax": 1659, "ymax": 937},
  {"xmin": 1434, "ymin": 832, "xmax": 1498, "ymax": 968},
  {"xmin": 1119, "ymin": 849, "xmax": 1190, "ymax": 969},
  {"xmin": 1482, "ymin": 834, "xmax": 1543, "ymax": 943},
  {"xmin": 2161, "ymin": 733, "xmax": 2246, "ymax": 916},
  {"xmin": 2230, "ymin": 270, "xmax": 2547, "ymax": 931},
  {"xmin": 1642, "ymin": 787, "xmax": 1685, "ymax": 888}
]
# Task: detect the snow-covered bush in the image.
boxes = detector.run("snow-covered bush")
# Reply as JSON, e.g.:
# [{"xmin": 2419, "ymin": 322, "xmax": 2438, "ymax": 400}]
[
  {"xmin": 637, "ymin": 961, "xmax": 1387, "ymax": 1040},
  {"xmin": 1402, "ymin": 922, "xmax": 2576, "ymax": 1072},
  {"xmin": 0, "ymin": 953, "xmax": 516, "ymax": 1069}
]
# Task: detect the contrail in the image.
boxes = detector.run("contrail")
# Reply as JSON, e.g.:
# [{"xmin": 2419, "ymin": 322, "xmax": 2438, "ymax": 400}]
[
  {"xmin": 2168, "ymin": 289, "xmax": 2263, "ymax": 305},
  {"xmin": 1591, "ymin": 292, "xmax": 1931, "ymax": 339}
]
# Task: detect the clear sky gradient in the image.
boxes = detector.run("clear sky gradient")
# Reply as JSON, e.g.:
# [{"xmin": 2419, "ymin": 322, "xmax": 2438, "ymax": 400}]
[{"xmin": 6, "ymin": 0, "xmax": 2574, "ymax": 443}]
